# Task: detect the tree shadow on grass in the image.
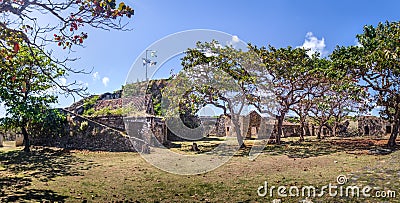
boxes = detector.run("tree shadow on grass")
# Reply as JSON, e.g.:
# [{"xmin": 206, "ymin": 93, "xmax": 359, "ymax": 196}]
[
  {"xmin": 165, "ymin": 137, "xmax": 400, "ymax": 159},
  {"xmin": 1, "ymin": 183, "xmax": 69, "ymax": 202},
  {"xmin": 262, "ymin": 138, "xmax": 400, "ymax": 158},
  {"xmin": 0, "ymin": 147, "xmax": 85, "ymax": 202},
  {"xmin": 0, "ymin": 147, "xmax": 82, "ymax": 180}
]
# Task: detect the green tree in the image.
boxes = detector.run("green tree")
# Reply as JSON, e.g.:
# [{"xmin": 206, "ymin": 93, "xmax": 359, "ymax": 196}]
[
  {"xmin": 287, "ymin": 57, "xmax": 336, "ymax": 141},
  {"xmin": 0, "ymin": 45, "xmax": 65, "ymax": 152},
  {"xmin": 164, "ymin": 41, "xmax": 264, "ymax": 148},
  {"xmin": 251, "ymin": 45, "xmax": 316, "ymax": 144},
  {"xmin": 331, "ymin": 21, "xmax": 400, "ymax": 147},
  {"xmin": 1, "ymin": 0, "xmax": 134, "ymax": 152},
  {"xmin": 308, "ymin": 79, "xmax": 364, "ymax": 138}
]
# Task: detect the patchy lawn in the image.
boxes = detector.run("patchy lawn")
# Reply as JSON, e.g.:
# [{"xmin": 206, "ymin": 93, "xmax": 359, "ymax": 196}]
[{"xmin": 0, "ymin": 137, "xmax": 399, "ymax": 202}]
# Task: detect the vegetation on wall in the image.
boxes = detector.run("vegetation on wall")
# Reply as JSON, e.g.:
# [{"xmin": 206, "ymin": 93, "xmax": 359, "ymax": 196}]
[{"xmin": 82, "ymin": 95, "xmax": 100, "ymax": 116}]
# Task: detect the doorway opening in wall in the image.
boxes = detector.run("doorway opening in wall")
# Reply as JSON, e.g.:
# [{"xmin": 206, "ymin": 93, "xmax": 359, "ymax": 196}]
[
  {"xmin": 386, "ymin": 125, "xmax": 392, "ymax": 134},
  {"xmin": 364, "ymin": 126, "xmax": 370, "ymax": 136}
]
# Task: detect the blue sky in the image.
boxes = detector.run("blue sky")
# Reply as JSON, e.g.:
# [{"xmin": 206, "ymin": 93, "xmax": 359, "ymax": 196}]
[{"xmin": 1, "ymin": 0, "xmax": 400, "ymax": 116}]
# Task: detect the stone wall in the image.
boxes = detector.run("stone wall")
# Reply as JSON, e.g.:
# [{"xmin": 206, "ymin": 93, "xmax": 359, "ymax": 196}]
[
  {"xmin": 199, "ymin": 117, "xmax": 219, "ymax": 136},
  {"xmin": 151, "ymin": 117, "xmax": 167, "ymax": 145},
  {"xmin": 92, "ymin": 115, "xmax": 125, "ymax": 131},
  {"xmin": 31, "ymin": 110, "xmax": 143, "ymax": 152},
  {"xmin": 220, "ymin": 112, "xmax": 302, "ymax": 139},
  {"xmin": 0, "ymin": 130, "xmax": 20, "ymax": 141},
  {"xmin": 244, "ymin": 111, "xmax": 268, "ymax": 138},
  {"xmin": 124, "ymin": 116, "xmax": 167, "ymax": 146},
  {"xmin": 214, "ymin": 116, "xmax": 226, "ymax": 137},
  {"xmin": 280, "ymin": 124, "xmax": 302, "ymax": 137},
  {"xmin": 0, "ymin": 130, "xmax": 24, "ymax": 147},
  {"xmin": 358, "ymin": 116, "xmax": 392, "ymax": 136}
]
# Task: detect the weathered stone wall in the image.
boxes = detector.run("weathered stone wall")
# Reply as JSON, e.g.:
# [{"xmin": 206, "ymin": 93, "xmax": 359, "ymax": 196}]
[
  {"xmin": 214, "ymin": 116, "xmax": 226, "ymax": 137},
  {"xmin": 124, "ymin": 116, "xmax": 167, "ymax": 146},
  {"xmin": 151, "ymin": 117, "xmax": 167, "ymax": 145},
  {"xmin": 0, "ymin": 130, "xmax": 20, "ymax": 141},
  {"xmin": 281, "ymin": 125, "xmax": 302, "ymax": 137},
  {"xmin": 245, "ymin": 111, "xmax": 262, "ymax": 138},
  {"xmin": 31, "ymin": 110, "xmax": 142, "ymax": 152},
  {"xmin": 220, "ymin": 112, "xmax": 302, "ymax": 139},
  {"xmin": 199, "ymin": 117, "xmax": 219, "ymax": 136},
  {"xmin": 92, "ymin": 115, "xmax": 125, "ymax": 131},
  {"xmin": 358, "ymin": 116, "xmax": 392, "ymax": 137}
]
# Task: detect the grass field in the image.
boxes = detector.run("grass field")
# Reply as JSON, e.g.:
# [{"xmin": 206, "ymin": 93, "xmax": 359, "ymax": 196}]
[{"xmin": 1, "ymin": 136, "xmax": 399, "ymax": 202}]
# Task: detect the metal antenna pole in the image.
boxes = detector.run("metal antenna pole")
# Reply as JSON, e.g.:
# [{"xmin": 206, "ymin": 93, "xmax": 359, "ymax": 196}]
[{"xmin": 145, "ymin": 50, "xmax": 148, "ymax": 82}]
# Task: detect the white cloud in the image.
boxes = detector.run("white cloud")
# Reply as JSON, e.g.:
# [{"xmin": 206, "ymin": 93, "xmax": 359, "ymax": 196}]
[
  {"xmin": 231, "ymin": 35, "xmax": 240, "ymax": 44},
  {"xmin": 59, "ymin": 78, "xmax": 67, "ymax": 86},
  {"xmin": 355, "ymin": 39, "xmax": 363, "ymax": 47},
  {"xmin": 92, "ymin": 72, "xmax": 100, "ymax": 80},
  {"xmin": 227, "ymin": 35, "xmax": 240, "ymax": 47},
  {"xmin": 102, "ymin": 77, "xmax": 110, "ymax": 87},
  {"xmin": 204, "ymin": 50, "xmax": 217, "ymax": 57},
  {"xmin": 299, "ymin": 32, "xmax": 327, "ymax": 57}
]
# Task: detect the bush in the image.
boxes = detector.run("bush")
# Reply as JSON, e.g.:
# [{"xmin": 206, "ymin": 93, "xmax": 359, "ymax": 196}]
[
  {"xmin": 80, "ymin": 121, "xmax": 89, "ymax": 131},
  {"xmin": 90, "ymin": 107, "xmax": 130, "ymax": 117},
  {"xmin": 84, "ymin": 108, "xmax": 95, "ymax": 116},
  {"xmin": 82, "ymin": 95, "xmax": 99, "ymax": 115},
  {"xmin": 28, "ymin": 109, "xmax": 68, "ymax": 145}
]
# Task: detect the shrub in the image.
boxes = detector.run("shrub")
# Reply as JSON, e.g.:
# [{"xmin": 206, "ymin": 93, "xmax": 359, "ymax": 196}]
[
  {"xmin": 84, "ymin": 108, "xmax": 95, "ymax": 116},
  {"xmin": 82, "ymin": 95, "xmax": 99, "ymax": 115},
  {"xmin": 80, "ymin": 121, "xmax": 89, "ymax": 131},
  {"xmin": 28, "ymin": 109, "xmax": 68, "ymax": 145}
]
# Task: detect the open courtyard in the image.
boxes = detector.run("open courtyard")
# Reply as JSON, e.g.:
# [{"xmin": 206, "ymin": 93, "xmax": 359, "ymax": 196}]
[{"xmin": 1, "ymin": 136, "xmax": 399, "ymax": 202}]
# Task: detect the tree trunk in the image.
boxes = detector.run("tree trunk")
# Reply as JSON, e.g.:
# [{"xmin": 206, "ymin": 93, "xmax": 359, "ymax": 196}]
[
  {"xmin": 387, "ymin": 118, "xmax": 399, "ymax": 148},
  {"xmin": 276, "ymin": 116, "xmax": 283, "ymax": 144},
  {"xmin": 317, "ymin": 125, "xmax": 323, "ymax": 139},
  {"xmin": 332, "ymin": 122, "xmax": 337, "ymax": 137},
  {"xmin": 232, "ymin": 116, "xmax": 246, "ymax": 148},
  {"xmin": 21, "ymin": 124, "xmax": 30, "ymax": 153},
  {"xmin": 299, "ymin": 122, "xmax": 305, "ymax": 142}
]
